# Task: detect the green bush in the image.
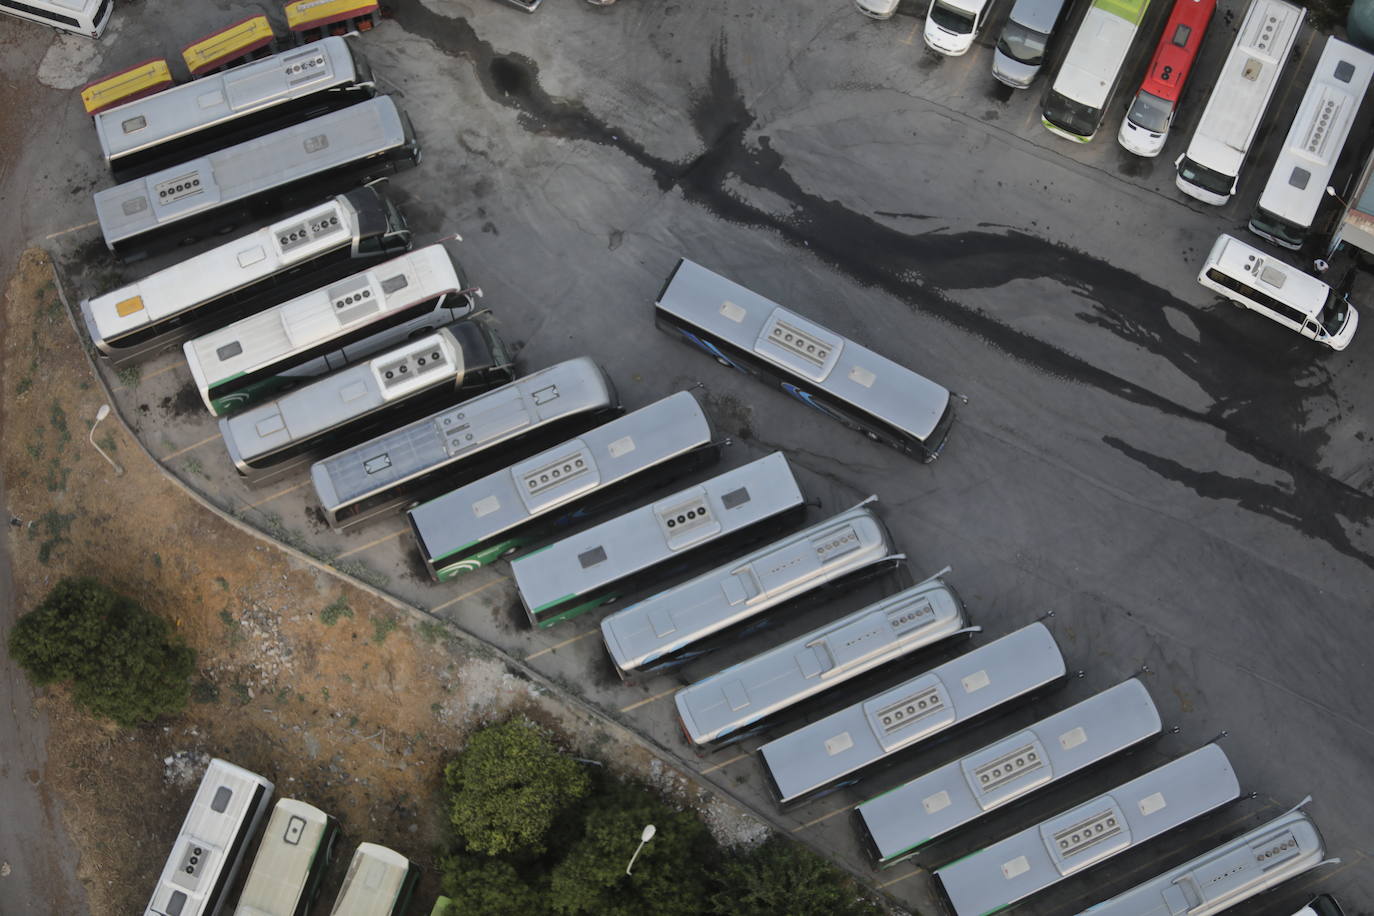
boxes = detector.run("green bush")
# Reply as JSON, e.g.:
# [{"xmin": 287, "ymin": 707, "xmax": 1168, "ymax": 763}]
[
  {"xmin": 7, "ymin": 577, "xmax": 195, "ymax": 726},
  {"xmin": 710, "ymin": 836, "xmax": 880, "ymax": 916},
  {"xmin": 444, "ymin": 717, "xmax": 591, "ymax": 857},
  {"xmin": 548, "ymin": 780, "xmax": 715, "ymax": 916},
  {"xmin": 438, "ymin": 854, "xmax": 547, "ymax": 915}
]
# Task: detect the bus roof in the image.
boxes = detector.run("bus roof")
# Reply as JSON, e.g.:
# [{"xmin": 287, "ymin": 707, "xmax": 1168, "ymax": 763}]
[
  {"xmin": 94, "ymin": 95, "xmax": 405, "ymax": 248},
  {"xmin": 1183, "ymin": 0, "xmax": 1305, "ymax": 175},
  {"xmin": 330, "ymin": 843, "xmax": 411, "ymax": 916},
  {"xmin": 95, "ymin": 36, "xmax": 361, "ymax": 163},
  {"xmin": 1139, "ymin": 0, "xmax": 1216, "ymax": 102},
  {"xmin": 233, "ymin": 798, "xmax": 332, "ymax": 916},
  {"xmin": 183, "ymin": 245, "xmax": 458, "ymax": 396},
  {"xmin": 656, "ymin": 259, "xmax": 949, "ymax": 442},
  {"xmin": 311, "ymin": 358, "xmax": 613, "ymax": 513},
  {"xmin": 221, "ymin": 328, "xmax": 461, "ymax": 465},
  {"xmin": 1254, "ymin": 37, "xmax": 1374, "ymax": 229},
  {"xmin": 674, "ymin": 570, "xmax": 966, "ymax": 746},
  {"xmin": 1208, "ymin": 234, "xmax": 1333, "ymax": 320},
  {"xmin": 759, "ymin": 623, "xmax": 1064, "ymax": 804},
  {"xmin": 511, "ymin": 452, "xmax": 804, "ymax": 617},
  {"xmin": 1053, "ymin": 10, "xmax": 1144, "ymax": 109},
  {"xmin": 408, "ymin": 391, "xmax": 713, "ymax": 567}
]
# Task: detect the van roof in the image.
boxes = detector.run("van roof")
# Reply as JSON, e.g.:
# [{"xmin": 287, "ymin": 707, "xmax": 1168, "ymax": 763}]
[
  {"xmin": 1210, "ymin": 235, "xmax": 1331, "ymax": 319},
  {"xmin": 938, "ymin": 0, "xmax": 992, "ymax": 15},
  {"xmin": 1007, "ymin": 0, "xmax": 1070, "ymax": 32}
]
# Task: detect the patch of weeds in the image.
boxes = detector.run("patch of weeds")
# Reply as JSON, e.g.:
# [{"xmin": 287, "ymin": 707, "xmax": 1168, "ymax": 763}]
[
  {"xmin": 215, "ymin": 576, "xmax": 230, "ymax": 591},
  {"xmin": 276, "ymin": 686, "xmax": 293, "ymax": 704},
  {"xmin": 430, "ymin": 702, "xmax": 443, "ymax": 716},
  {"xmin": 321, "ymin": 686, "xmax": 331, "ymax": 703},
  {"xmin": 229, "ymin": 682, "xmax": 251, "ymax": 706},
  {"xmin": 372, "ymin": 614, "xmax": 398, "ymax": 644},
  {"xmin": 25, "ymin": 439, "xmax": 44, "ymax": 460},
  {"xmin": 15, "ymin": 377, "xmax": 33, "ymax": 396},
  {"xmin": 182, "ymin": 457, "xmax": 210, "ymax": 480},
  {"xmin": 320, "ymin": 598, "xmax": 353, "ymax": 626},
  {"xmin": 191, "ymin": 678, "xmax": 220, "ymax": 704},
  {"xmin": 152, "ymin": 553, "xmax": 162, "ymax": 569},
  {"xmin": 116, "ymin": 365, "xmax": 141, "ymax": 389},
  {"xmin": 417, "ymin": 620, "xmax": 447, "ymax": 644},
  {"xmin": 43, "ymin": 458, "xmax": 69, "ymax": 492},
  {"xmin": 32, "ymin": 509, "xmax": 76, "ymax": 564},
  {"xmin": 48, "ymin": 402, "xmax": 70, "ymax": 447},
  {"xmin": 260, "ymin": 512, "xmax": 333, "ymax": 563},
  {"xmin": 218, "ymin": 608, "xmax": 246, "ymax": 646},
  {"xmin": 348, "ymin": 715, "xmax": 359, "ymax": 728},
  {"xmin": 333, "ymin": 559, "xmax": 390, "ymax": 588},
  {"xmin": 96, "ymin": 432, "xmax": 117, "ymax": 454}
]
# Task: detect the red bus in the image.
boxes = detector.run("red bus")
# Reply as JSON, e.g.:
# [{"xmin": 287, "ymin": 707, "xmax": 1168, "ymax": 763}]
[{"xmin": 1117, "ymin": 0, "xmax": 1215, "ymax": 157}]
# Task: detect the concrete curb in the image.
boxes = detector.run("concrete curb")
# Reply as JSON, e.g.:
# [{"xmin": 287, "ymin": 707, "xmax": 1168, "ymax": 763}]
[{"xmin": 44, "ymin": 251, "xmax": 919, "ymax": 912}]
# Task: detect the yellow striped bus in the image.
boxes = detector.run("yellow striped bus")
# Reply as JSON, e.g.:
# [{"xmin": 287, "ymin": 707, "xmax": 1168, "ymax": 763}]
[
  {"xmin": 80, "ymin": 58, "xmax": 174, "ymax": 116},
  {"xmin": 182, "ymin": 15, "xmax": 279, "ymax": 78}
]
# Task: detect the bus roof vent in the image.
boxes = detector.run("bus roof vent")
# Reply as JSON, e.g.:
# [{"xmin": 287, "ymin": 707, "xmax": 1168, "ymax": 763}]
[
  {"xmin": 756, "ymin": 308, "xmax": 842, "ymax": 382},
  {"xmin": 1259, "ymin": 265, "xmax": 1287, "ymax": 288},
  {"xmin": 1044, "ymin": 804, "xmax": 1128, "ymax": 873},
  {"xmin": 1303, "ymin": 95, "xmax": 1340, "ymax": 156},
  {"xmin": 971, "ymin": 740, "xmax": 1048, "ymax": 797},
  {"xmin": 655, "ymin": 489, "xmax": 721, "ymax": 549},
  {"xmin": 377, "ymin": 342, "xmax": 447, "ymax": 391},
  {"xmin": 284, "ymin": 48, "xmax": 331, "ymax": 86},
  {"xmin": 154, "ymin": 171, "xmax": 205, "ymax": 207},
  {"xmin": 872, "ymin": 682, "xmax": 948, "ymax": 736},
  {"xmin": 812, "ymin": 525, "xmax": 861, "ymax": 565},
  {"xmin": 520, "ymin": 448, "xmax": 593, "ymax": 500},
  {"xmin": 275, "ymin": 205, "xmax": 345, "ymax": 254}
]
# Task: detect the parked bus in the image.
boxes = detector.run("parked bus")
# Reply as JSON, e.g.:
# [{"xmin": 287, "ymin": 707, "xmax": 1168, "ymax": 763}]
[
  {"xmin": 81, "ymin": 186, "xmax": 411, "ymax": 366},
  {"xmin": 759, "ymin": 622, "xmax": 1065, "ymax": 806},
  {"xmin": 0, "ymin": 0, "xmax": 112, "ymax": 38},
  {"xmin": 601, "ymin": 500, "xmax": 901, "ymax": 681},
  {"xmin": 1081, "ymin": 798, "xmax": 1336, "ymax": 915},
  {"xmin": 95, "ymin": 95, "xmax": 419, "ymax": 261},
  {"xmin": 856, "ymin": 678, "xmax": 1163, "ymax": 867},
  {"xmin": 312, "ymin": 358, "xmax": 619, "ymax": 529},
  {"xmin": 184, "ymin": 245, "xmax": 477, "ymax": 415},
  {"xmin": 1118, "ymin": 0, "xmax": 1216, "ymax": 157},
  {"xmin": 220, "ymin": 321, "xmax": 514, "ymax": 479},
  {"xmin": 512, "ymin": 452, "xmax": 807, "ymax": 628},
  {"xmin": 81, "ymin": 58, "xmax": 175, "ymax": 116},
  {"xmin": 1175, "ymin": 0, "xmax": 1304, "ymax": 204},
  {"xmin": 1197, "ymin": 233, "xmax": 1358, "ymax": 349},
  {"xmin": 286, "ymin": 0, "xmax": 380, "ymax": 44},
  {"xmin": 932, "ymin": 744, "xmax": 1241, "ymax": 916},
  {"xmin": 232, "ymin": 799, "xmax": 339, "ymax": 916},
  {"xmin": 182, "ymin": 16, "xmax": 279, "ymax": 78},
  {"xmin": 408, "ymin": 392, "xmax": 719, "ymax": 582},
  {"xmin": 96, "ymin": 36, "xmax": 375, "ymax": 182},
  {"xmin": 1293, "ymin": 897, "xmax": 1346, "ymax": 916},
  {"xmin": 1249, "ymin": 37, "xmax": 1374, "ymax": 249},
  {"xmin": 674, "ymin": 569, "xmax": 970, "ymax": 750},
  {"xmin": 655, "ymin": 258, "xmax": 955, "ymax": 462},
  {"xmin": 327, "ymin": 843, "xmax": 419, "ymax": 916},
  {"xmin": 144, "ymin": 759, "xmax": 274, "ymax": 916},
  {"xmin": 1041, "ymin": 0, "xmax": 1153, "ymax": 142}
]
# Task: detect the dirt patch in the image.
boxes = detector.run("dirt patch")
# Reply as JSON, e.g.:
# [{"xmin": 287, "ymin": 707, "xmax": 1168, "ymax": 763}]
[{"xmin": 0, "ymin": 249, "xmax": 755, "ymax": 913}]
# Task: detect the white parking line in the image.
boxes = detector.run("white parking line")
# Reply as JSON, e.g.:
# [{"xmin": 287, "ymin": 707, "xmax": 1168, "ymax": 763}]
[
  {"xmin": 335, "ymin": 527, "xmax": 405, "ymax": 559},
  {"xmin": 525, "ymin": 629, "xmax": 598, "ymax": 661},
  {"xmin": 163, "ymin": 432, "xmax": 220, "ymax": 460},
  {"xmin": 429, "ymin": 576, "xmax": 509, "ymax": 613}
]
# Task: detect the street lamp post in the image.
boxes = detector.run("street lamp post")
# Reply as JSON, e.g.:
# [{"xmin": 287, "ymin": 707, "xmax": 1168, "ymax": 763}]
[
  {"xmin": 625, "ymin": 824, "xmax": 656, "ymax": 875},
  {"xmin": 89, "ymin": 405, "xmax": 124, "ymax": 476}
]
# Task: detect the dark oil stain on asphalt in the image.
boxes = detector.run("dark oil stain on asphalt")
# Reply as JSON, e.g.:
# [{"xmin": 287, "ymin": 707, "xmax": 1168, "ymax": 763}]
[{"xmin": 392, "ymin": 2, "xmax": 1373, "ymax": 568}]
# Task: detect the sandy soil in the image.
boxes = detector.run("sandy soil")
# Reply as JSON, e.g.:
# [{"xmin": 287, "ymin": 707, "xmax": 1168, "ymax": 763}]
[{"xmin": 0, "ymin": 248, "xmax": 767, "ymax": 914}]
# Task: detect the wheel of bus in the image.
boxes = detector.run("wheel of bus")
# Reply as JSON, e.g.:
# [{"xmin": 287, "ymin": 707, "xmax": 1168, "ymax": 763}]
[
  {"xmin": 499, "ymin": 545, "xmax": 521, "ymax": 559},
  {"xmin": 715, "ymin": 357, "xmax": 732, "ymax": 368}
]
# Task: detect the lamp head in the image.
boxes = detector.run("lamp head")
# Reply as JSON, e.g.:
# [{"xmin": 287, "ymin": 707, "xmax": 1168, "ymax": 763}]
[
  {"xmin": 96, "ymin": 404, "xmax": 111, "ymax": 422},
  {"xmin": 641, "ymin": 825, "xmax": 657, "ymax": 842}
]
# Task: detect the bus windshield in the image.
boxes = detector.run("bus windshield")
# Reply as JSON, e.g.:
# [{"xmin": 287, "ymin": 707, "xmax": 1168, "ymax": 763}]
[
  {"xmin": 930, "ymin": 0, "xmax": 976, "ymax": 32},
  {"xmin": 1126, "ymin": 90, "xmax": 1173, "ymax": 133},
  {"xmin": 1249, "ymin": 208, "xmax": 1307, "ymax": 248},
  {"xmin": 1043, "ymin": 91, "xmax": 1099, "ymax": 138},
  {"xmin": 1318, "ymin": 291, "xmax": 1349, "ymax": 336},
  {"xmin": 1177, "ymin": 156, "xmax": 1233, "ymax": 196},
  {"xmin": 997, "ymin": 21, "xmax": 1048, "ymax": 65}
]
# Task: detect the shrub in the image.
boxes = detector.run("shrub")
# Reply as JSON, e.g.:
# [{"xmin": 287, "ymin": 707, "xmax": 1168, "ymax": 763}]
[
  {"xmin": 709, "ymin": 836, "xmax": 880, "ymax": 916},
  {"xmin": 438, "ymin": 854, "xmax": 547, "ymax": 915},
  {"xmin": 548, "ymin": 779, "xmax": 716, "ymax": 916},
  {"xmin": 7, "ymin": 577, "xmax": 195, "ymax": 726},
  {"xmin": 444, "ymin": 717, "xmax": 591, "ymax": 857}
]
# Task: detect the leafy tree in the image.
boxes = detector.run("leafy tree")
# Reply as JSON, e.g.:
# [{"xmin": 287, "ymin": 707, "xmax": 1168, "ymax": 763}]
[
  {"xmin": 438, "ymin": 853, "xmax": 547, "ymax": 915},
  {"xmin": 709, "ymin": 836, "xmax": 883, "ymax": 916},
  {"xmin": 444, "ymin": 717, "xmax": 591, "ymax": 857},
  {"xmin": 7, "ymin": 577, "xmax": 194, "ymax": 726},
  {"xmin": 548, "ymin": 779, "xmax": 716, "ymax": 916}
]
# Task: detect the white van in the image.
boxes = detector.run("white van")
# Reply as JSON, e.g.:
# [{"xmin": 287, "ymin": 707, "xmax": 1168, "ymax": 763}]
[
  {"xmin": 856, "ymin": 0, "xmax": 901, "ymax": 18},
  {"xmin": 1198, "ymin": 235, "xmax": 1358, "ymax": 350},
  {"xmin": 925, "ymin": 0, "xmax": 995, "ymax": 55},
  {"xmin": 0, "ymin": 0, "xmax": 112, "ymax": 37}
]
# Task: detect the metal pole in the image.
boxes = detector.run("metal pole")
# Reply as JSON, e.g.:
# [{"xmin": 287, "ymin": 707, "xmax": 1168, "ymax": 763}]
[
  {"xmin": 625, "ymin": 824, "xmax": 656, "ymax": 875},
  {"xmin": 89, "ymin": 405, "xmax": 124, "ymax": 476}
]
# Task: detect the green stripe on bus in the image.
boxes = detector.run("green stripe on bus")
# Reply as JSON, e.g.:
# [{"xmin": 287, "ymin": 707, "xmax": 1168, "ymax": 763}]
[
  {"xmin": 432, "ymin": 539, "xmax": 479, "ymax": 564},
  {"xmin": 880, "ymin": 837, "xmax": 932, "ymax": 865},
  {"xmin": 1094, "ymin": 0, "xmax": 1149, "ymax": 24},
  {"xmin": 532, "ymin": 593, "xmax": 578, "ymax": 614}
]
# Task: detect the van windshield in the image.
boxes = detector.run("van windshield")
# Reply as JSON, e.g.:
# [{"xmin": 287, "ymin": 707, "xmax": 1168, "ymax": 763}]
[
  {"xmin": 997, "ymin": 21, "xmax": 1049, "ymax": 64},
  {"xmin": 931, "ymin": 1, "xmax": 976, "ymax": 33},
  {"xmin": 1043, "ymin": 91, "xmax": 1099, "ymax": 138},
  {"xmin": 1126, "ymin": 90, "xmax": 1173, "ymax": 133},
  {"xmin": 1177, "ymin": 157, "xmax": 1233, "ymax": 196},
  {"xmin": 1318, "ymin": 290, "xmax": 1349, "ymax": 336}
]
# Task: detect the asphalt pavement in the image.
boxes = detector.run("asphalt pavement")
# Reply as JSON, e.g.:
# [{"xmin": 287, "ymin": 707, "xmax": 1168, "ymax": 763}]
[{"xmin": 3, "ymin": 0, "xmax": 1372, "ymax": 913}]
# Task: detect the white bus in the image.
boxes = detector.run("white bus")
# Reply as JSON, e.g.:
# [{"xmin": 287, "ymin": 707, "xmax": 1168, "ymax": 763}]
[
  {"xmin": 95, "ymin": 36, "xmax": 377, "ymax": 182},
  {"xmin": 1249, "ymin": 37, "xmax": 1374, "ymax": 249},
  {"xmin": 328, "ymin": 843, "xmax": 419, "ymax": 916},
  {"xmin": 233, "ymin": 799, "xmax": 339, "ymax": 916},
  {"xmin": 0, "ymin": 0, "xmax": 111, "ymax": 37},
  {"xmin": 1041, "ymin": 0, "xmax": 1153, "ymax": 143},
  {"xmin": 1175, "ymin": 0, "xmax": 1305, "ymax": 204},
  {"xmin": 145, "ymin": 759, "xmax": 274, "ymax": 916}
]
